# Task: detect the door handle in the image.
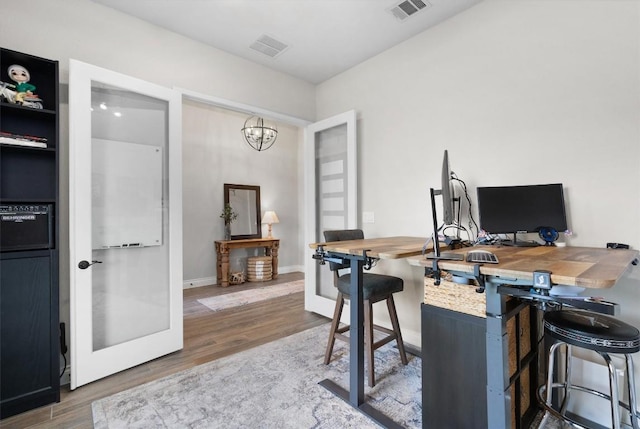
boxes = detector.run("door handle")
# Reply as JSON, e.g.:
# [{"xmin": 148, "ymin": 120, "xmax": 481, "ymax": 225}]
[{"xmin": 78, "ymin": 260, "xmax": 103, "ymax": 269}]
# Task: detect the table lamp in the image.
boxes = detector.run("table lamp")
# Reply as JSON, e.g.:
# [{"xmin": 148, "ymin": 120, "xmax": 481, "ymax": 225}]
[{"xmin": 261, "ymin": 211, "xmax": 279, "ymax": 238}]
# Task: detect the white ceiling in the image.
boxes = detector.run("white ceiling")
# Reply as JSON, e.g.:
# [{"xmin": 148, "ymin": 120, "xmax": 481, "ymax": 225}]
[{"xmin": 92, "ymin": 0, "xmax": 483, "ymax": 84}]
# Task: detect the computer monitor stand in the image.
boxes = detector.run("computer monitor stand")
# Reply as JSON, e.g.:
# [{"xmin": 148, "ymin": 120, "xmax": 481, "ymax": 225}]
[
  {"xmin": 499, "ymin": 232, "xmax": 540, "ymax": 247},
  {"xmin": 425, "ymin": 187, "xmax": 464, "ymax": 261}
]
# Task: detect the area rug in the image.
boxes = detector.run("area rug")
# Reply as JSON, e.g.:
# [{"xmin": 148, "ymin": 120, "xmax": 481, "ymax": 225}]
[
  {"xmin": 91, "ymin": 324, "xmax": 422, "ymax": 428},
  {"xmin": 197, "ymin": 280, "xmax": 305, "ymax": 312}
]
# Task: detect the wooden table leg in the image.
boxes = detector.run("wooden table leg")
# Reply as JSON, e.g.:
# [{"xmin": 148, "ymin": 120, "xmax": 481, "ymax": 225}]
[
  {"xmin": 215, "ymin": 242, "xmax": 230, "ymax": 287},
  {"xmin": 268, "ymin": 242, "xmax": 279, "ymax": 279}
]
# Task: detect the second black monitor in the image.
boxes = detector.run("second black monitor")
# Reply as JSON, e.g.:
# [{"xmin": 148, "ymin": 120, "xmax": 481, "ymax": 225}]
[{"xmin": 477, "ymin": 183, "xmax": 567, "ymax": 242}]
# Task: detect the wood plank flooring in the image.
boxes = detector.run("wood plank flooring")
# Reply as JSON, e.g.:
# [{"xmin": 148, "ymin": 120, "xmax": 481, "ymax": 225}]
[{"xmin": 1, "ymin": 272, "xmax": 328, "ymax": 428}]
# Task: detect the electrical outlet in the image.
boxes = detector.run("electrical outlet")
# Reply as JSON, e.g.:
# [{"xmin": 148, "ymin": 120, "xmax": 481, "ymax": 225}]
[{"xmin": 363, "ymin": 212, "xmax": 375, "ymax": 223}]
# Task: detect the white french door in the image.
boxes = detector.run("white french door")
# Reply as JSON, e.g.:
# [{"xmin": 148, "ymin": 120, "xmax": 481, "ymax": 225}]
[
  {"xmin": 68, "ymin": 60, "xmax": 183, "ymax": 389},
  {"xmin": 304, "ymin": 111, "xmax": 357, "ymax": 318}
]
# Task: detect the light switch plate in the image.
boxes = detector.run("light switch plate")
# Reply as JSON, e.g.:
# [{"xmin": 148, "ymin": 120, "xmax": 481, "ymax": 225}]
[{"xmin": 362, "ymin": 212, "xmax": 375, "ymax": 223}]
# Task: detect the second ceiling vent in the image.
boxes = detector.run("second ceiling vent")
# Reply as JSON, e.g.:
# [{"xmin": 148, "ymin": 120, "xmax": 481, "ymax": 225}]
[
  {"xmin": 249, "ymin": 34, "xmax": 290, "ymax": 58},
  {"xmin": 389, "ymin": 0, "xmax": 432, "ymax": 21}
]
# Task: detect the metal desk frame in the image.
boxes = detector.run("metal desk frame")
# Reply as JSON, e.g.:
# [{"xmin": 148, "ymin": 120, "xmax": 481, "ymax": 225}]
[
  {"xmin": 313, "ymin": 247, "xmax": 403, "ymax": 429},
  {"xmin": 443, "ymin": 267, "xmax": 621, "ymax": 429}
]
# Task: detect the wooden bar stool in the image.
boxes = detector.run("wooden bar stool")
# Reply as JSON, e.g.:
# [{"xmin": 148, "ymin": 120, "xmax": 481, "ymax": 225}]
[
  {"xmin": 538, "ymin": 309, "xmax": 640, "ymax": 429},
  {"xmin": 322, "ymin": 229, "xmax": 408, "ymax": 387}
]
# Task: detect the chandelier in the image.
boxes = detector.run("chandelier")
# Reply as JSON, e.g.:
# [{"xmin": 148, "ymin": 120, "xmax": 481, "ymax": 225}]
[{"xmin": 241, "ymin": 116, "xmax": 278, "ymax": 151}]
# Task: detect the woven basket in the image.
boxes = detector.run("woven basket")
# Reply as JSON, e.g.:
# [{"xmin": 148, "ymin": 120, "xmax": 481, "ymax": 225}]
[
  {"xmin": 423, "ymin": 274, "xmax": 486, "ymax": 318},
  {"xmin": 247, "ymin": 256, "xmax": 272, "ymax": 282}
]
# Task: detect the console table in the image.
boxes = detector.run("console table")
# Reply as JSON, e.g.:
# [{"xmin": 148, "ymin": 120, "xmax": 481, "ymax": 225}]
[{"xmin": 215, "ymin": 238, "xmax": 279, "ymax": 287}]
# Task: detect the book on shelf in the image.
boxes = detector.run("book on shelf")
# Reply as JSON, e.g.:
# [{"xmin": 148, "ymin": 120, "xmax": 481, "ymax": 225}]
[{"xmin": 0, "ymin": 131, "xmax": 47, "ymax": 148}]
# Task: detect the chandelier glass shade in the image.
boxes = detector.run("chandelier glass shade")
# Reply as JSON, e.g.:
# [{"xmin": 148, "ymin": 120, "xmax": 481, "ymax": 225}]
[{"xmin": 242, "ymin": 116, "xmax": 278, "ymax": 151}]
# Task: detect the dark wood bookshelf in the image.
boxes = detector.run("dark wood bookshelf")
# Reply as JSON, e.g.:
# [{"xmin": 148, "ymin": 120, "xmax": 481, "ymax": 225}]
[{"xmin": 0, "ymin": 47, "xmax": 60, "ymax": 420}]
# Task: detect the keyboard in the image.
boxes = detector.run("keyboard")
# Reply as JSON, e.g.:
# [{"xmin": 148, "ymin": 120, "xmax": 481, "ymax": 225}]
[{"xmin": 466, "ymin": 250, "xmax": 499, "ymax": 264}]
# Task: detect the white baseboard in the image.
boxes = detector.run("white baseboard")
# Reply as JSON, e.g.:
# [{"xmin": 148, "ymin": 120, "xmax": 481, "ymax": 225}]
[
  {"xmin": 183, "ymin": 266, "xmax": 303, "ymax": 289},
  {"xmin": 279, "ymin": 265, "xmax": 303, "ymax": 274},
  {"xmin": 402, "ymin": 329, "xmax": 420, "ymax": 350},
  {"xmin": 183, "ymin": 276, "xmax": 217, "ymax": 289}
]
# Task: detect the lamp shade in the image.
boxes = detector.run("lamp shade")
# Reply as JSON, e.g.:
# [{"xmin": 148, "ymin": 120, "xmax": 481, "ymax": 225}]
[
  {"xmin": 261, "ymin": 211, "xmax": 279, "ymax": 225},
  {"xmin": 262, "ymin": 211, "xmax": 279, "ymax": 238}
]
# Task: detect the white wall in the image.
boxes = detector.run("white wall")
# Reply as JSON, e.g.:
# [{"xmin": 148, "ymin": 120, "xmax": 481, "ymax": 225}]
[{"xmin": 316, "ymin": 0, "xmax": 640, "ymax": 378}]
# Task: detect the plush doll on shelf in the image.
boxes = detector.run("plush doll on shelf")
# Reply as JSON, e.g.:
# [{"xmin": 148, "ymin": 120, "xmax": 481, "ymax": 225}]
[{"xmin": 4, "ymin": 64, "xmax": 43, "ymax": 108}]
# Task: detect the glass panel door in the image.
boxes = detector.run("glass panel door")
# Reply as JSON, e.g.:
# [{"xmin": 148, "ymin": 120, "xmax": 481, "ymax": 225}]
[
  {"xmin": 90, "ymin": 84, "xmax": 170, "ymax": 350},
  {"xmin": 69, "ymin": 60, "xmax": 182, "ymax": 389},
  {"xmin": 304, "ymin": 111, "xmax": 357, "ymax": 318}
]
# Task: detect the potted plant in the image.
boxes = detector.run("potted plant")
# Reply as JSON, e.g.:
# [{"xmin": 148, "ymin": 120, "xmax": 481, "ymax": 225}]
[{"xmin": 220, "ymin": 203, "xmax": 238, "ymax": 240}]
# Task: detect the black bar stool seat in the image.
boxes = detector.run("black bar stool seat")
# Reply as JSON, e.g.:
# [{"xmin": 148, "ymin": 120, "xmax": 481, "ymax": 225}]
[
  {"xmin": 545, "ymin": 310, "xmax": 640, "ymax": 354},
  {"xmin": 538, "ymin": 309, "xmax": 640, "ymax": 429},
  {"xmin": 334, "ymin": 272, "xmax": 404, "ymax": 301}
]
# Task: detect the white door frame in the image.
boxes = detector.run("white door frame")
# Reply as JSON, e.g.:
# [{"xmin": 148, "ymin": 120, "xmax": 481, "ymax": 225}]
[
  {"xmin": 303, "ymin": 111, "xmax": 358, "ymax": 318},
  {"xmin": 177, "ymin": 88, "xmax": 312, "ymax": 128}
]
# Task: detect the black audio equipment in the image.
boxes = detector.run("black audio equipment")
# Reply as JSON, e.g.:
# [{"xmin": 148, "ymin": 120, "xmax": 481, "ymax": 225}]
[{"xmin": 0, "ymin": 204, "xmax": 54, "ymax": 251}]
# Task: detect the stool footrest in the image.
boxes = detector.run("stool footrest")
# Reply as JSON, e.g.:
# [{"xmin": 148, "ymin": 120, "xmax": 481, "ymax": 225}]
[{"xmin": 538, "ymin": 384, "xmax": 639, "ymax": 429}]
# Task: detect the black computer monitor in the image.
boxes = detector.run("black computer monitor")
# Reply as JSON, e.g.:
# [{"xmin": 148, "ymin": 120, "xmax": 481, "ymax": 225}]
[
  {"xmin": 477, "ymin": 183, "xmax": 568, "ymax": 246},
  {"xmin": 426, "ymin": 150, "xmax": 464, "ymax": 260},
  {"xmin": 441, "ymin": 149, "xmax": 455, "ymax": 225}
]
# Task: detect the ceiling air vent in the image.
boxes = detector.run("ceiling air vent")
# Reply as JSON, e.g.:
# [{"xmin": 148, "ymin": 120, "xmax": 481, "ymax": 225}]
[
  {"xmin": 249, "ymin": 34, "xmax": 289, "ymax": 58},
  {"xmin": 389, "ymin": 0, "xmax": 431, "ymax": 21}
]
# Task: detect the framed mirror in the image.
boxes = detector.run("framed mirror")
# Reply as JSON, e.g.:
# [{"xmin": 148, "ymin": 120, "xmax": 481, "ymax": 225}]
[{"xmin": 224, "ymin": 183, "xmax": 262, "ymax": 240}]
